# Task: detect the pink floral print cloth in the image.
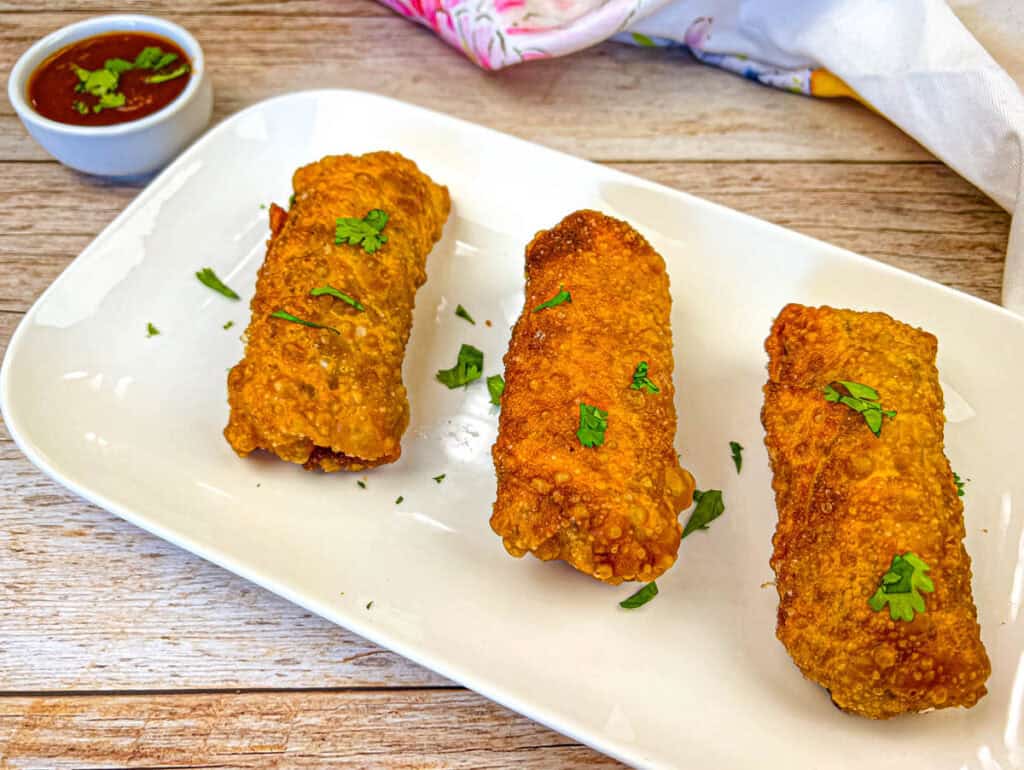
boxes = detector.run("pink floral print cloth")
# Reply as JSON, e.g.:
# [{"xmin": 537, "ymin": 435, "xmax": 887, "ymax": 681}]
[{"xmin": 380, "ymin": 0, "xmax": 1024, "ymax": 313}]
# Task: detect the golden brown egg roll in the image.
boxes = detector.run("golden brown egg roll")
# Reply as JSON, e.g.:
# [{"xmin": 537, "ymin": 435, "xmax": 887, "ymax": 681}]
[
  {"xmin": 490, "ymin": 210, "xmax": 695, "ymax": 585},
  {"xmin": 225, "ymin": 152, "xmax": 450, "ymax": 471},
  {"xmin": 762, "ymin": 303, "xmax": 990, "ymax": 718}
]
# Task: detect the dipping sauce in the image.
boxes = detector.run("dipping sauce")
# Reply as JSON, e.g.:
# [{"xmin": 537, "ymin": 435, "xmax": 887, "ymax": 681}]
[{"xmin": 28, "ymin": 32, "xmax": 191, "ymax": 127}]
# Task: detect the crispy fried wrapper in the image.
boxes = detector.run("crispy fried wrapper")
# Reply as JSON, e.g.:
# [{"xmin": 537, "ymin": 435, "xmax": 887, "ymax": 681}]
[
  {"xmin": 490, "ymin": 210, "xmax": 695, "ymax": 585},
  {"xmin": 762, "ymin": 304, "xmax": 990, "ymax": 718},
  {"xmin": 224, "ymin": 152, "xmax": 450, "ymax": 471}
]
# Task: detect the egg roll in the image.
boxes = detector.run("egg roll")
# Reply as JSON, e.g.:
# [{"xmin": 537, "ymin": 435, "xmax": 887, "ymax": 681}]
[
  {"xmin": 490, "ymin": 210, "xmax": 695, "ymax": 585},
  {"xmin": 762, "ymin": 303, "xmax": 990, "ymax": 718},
  {"xmin": 225, "ymin": 152, "xmax": 450, "ymax": 471}
]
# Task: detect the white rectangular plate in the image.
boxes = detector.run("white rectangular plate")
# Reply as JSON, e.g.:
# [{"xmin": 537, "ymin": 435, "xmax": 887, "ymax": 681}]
[{"xmin": 3, "ymin": 90, "xmax": 1023, "ymax": 769}]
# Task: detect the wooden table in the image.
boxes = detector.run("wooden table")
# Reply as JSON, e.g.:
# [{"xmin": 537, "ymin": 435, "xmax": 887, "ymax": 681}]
[{"xmin": 0, "ymin": 1, "xmax": 1010, "ymax": 766}]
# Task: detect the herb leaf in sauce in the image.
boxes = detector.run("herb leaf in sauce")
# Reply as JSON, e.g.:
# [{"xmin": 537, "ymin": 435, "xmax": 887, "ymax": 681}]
[
  {"xmin": 436, "ymin": 344, "xmax": 484, "ymax": 389},
  {"xmin": 487, "ymin": 374, "xmax": 505, "ymax": 406},
  {"xmin": 682, "ymin": 489, "xmax": 725, "ymax": 539},
  {"xmin": 577, "ymin": 403, "xmax": 608, "ymax": 448},
  {"xmin": 310, "ymin": 285, "xmax": 364, "ymax": 312},
  {"xmin": 269, "ymin": 310, "xmax": 340, "ymax": 335},
  {"xmin": 533, "ymin": 285, "xmax": 572, "ymax": 313},
  {"xmin": 145, "ymin": 64, "xmax": 190, "ymax": 84},
  {"xmin": 619, "ymin": 581, "xmax": 658, "ymax": 609},
  {"xmin": 133, "ymin": 47, "xmax": 179, "ymax": 71},
  {"xmin": 868, "ymin": 552, "xmax": 934, "ymax": 622},
  {"xmin": 335, "ymin": 209, "xmax": 389, "ymax": 254}
]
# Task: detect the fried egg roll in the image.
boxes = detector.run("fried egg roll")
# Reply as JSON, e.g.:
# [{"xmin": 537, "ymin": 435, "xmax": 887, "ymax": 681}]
[
  {"xmin": 762, "ymin": 304, "xmax": 990, "ymax": 718},
  {"xmin": 225, "ymin": 152, "xmax": 450, "ymax": 471},
  {"xmin": 491, "ymin": 210, "xmax": 695, "ymax": 585}
]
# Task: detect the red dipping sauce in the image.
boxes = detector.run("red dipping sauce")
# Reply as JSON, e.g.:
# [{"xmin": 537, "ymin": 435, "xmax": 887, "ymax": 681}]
[{"xmin": 28, "ymin": 32, "xmax": 191, "ymax": 127}]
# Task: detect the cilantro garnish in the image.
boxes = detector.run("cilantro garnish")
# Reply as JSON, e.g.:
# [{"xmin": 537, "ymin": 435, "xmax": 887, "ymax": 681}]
[
  {"xmin": 310, "ymin": 285, "xmax": 364, "ymax": 312},
  {"xmin": 366, "ymin": 601, "xmax": 374, "ymax": 609},
  {"xmin": 577, "ymin": 403, "xmax": 608, "ymax": 448},
  {"xmin": 533, "ymin": 285, "xmax": 572, "ymax": 313},
  {"xmin": 335, "ymin": 209, "xmax": 388, "ymax": 254},
  {"xmin": 133, "ymin": 47, "xmax": 179, "ymax": 71},
  {"xmin": 953, "ymin": 471, "xmax": 967, "ymax": 497},
  {"xmin": 288, "ymin": 193, "xmax": 296, "ymax": 207},
  {"xmin": 145, "ymin": 64, "xmax": 190, "ymax": 84},
  {"xmin": 455, "ymin": 304, "xmax": 475, "ymax": 325},
  {"xmin": 104, "ymin": 57, "xmax": 134, "ymax": 75},
  {"xmin": 433, "ymin": 474, "xmax": 446, "ymax": 484},
  {"xmin": 868, "ymin": 552, "xmax": 934, "ymax": 622},
  {"xmin": 682, "ymin": 489, "xmax": 725, "ymax": 539},
  {"xmin": 357, "ymin": 480, "xmax": 366, "ymax": 489},
  {"xmin": 72, "ymin": 100, "xmax": 88, "ymax": 114},
  {"xmin": 729, "ymin": 441, "xmax": 743, "ymax": 474},
  {"xmin": 146, "ymin": 322, "xmax": 160, "ymax": 337},
  {"xmin": 269, "ymin": 310, "xmax": 340, "ymax": 335},
  {"xmin": 395, "ymin": 496, "xmax": 404, "ymax": 504},
  {"xmin": 196, "ymin": 268, "xmax": 240, "ymax": 300},
  {"xmin": 223, "ymin": 320, "xmax": 234, "ymax": 330},
  {"xmin": 436, "ymin": 344, "xmax": 484, "ymax": 388},
  {"xmin": 619, "ymin": 581, "xmax": 658, "ymax": 609},
  {"xmin": 487, "ymin": 374, "xmax": 505, "ymax": 406},
  {"xmin": 823, "ymin": 380, "xmax": 896, "ymax": 437},
  {"xmin": 630, "ymin": 361, "xmax": 659, "ymax": 393}
]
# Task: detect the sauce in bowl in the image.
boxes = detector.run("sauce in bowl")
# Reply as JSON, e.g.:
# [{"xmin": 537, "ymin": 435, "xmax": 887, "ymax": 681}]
[{"xmin": 28, "ymin": 32, "xmax": 191, "ymax": 127}]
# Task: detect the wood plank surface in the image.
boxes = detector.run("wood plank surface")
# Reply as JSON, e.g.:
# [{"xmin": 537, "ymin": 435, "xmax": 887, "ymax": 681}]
[{"xmin": 0, "ymin": 0, "xmax": 1012, "ymax": 766}]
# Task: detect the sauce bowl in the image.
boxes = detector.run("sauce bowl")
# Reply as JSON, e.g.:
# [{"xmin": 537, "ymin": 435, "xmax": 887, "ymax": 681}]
[{"xmin": 7, "ymin": 14, "xmax": 213, "ymax": 177}]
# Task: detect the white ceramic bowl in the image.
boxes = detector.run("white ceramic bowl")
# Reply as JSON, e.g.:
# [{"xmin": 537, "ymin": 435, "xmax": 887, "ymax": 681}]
[{"xmin": 7, "ymin": 14, "xmax": 213, "ymax": 177}]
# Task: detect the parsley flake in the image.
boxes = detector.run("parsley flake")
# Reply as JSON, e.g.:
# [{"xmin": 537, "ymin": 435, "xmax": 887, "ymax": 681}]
[
  {"xmin": 196, "ymin": 268, "xmax": 240, "ymax": 300},
  {"xmin": 953, "ymin": 471, "xmax": 967, "ymax": 497},
  {"xmin": 269, "ymin": 310, "xmax": 340, "ymax": 335},
  {"xmin": 455, "ymin": 304, "xmax": 476, "ymax": 324},
  {"xmin": 366, "ymin": 601, "xmax": 374, "ymax": 609},
  {"xmin": 630, "ymin": 361, "xmax": 659, "ymax": 393},
  {"xmin": 730, "ymin": 441, "xmax": 743, "ymax": 474},
  {"xmin": 682, "ymin": 489, "xmax": 725, "ymax": 539},
  {"xmin": 619, "ymin": 581, "xmax": 658, "ymax": 609},
  {"xmin": 436, "ymin": 344, "xmax": 484, "ymax": 388},
  {"xmin": 487, "ymin": 374, "xmax": 505, "ymax": 406},
  {"xmin": 533, "ymin": 285, "xmax": 572, "ymax": 312},
  {"xmin": 868, "ymin": 552, "xmax": 934, "ymax": 622},
  {"xmin": 146, "ymin": 322, "xmax": 160, "ymax": 337},
  {"xmin": 433, "ymin": 474, "xmax": 446, "ymax": 484},
  {"xmin": 335, "ymin": 209, "xmax": 388, "ymax": 254},
  {"xmin": 823, "ymin": 380, "xmax": 896, "ymax": 437},
  {"xmin": 577, "ymin": 403, "xmax": 608, "ymax": 448},
  {"xmin": 311, "ymin": 285, "xmax": 364, "ymax": 312}
]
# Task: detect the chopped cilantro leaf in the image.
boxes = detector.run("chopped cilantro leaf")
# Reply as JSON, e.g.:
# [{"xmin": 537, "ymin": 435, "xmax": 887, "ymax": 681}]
[
  {"xmin": 95, "ymin": 91, "xmax": 125, "ymax": 111},
  {"xmin": 269, "ymin": 310, "xmax": 340, "ymax": 335},
  {"xmin": 577, "ymin": 403, "xmax": 608, "ymax": 448},
  {"xmin": 395, "ymin": 496, "xmax": 404, "ymax": 504},
  {"xmin": 433, "ymin": 474, "xmax": 446, "ymax": 484},
  {"xmin": 868, "ymin": 552, "xmax": 934, "ymax": 622},
  {"xmin": 146, "ymin": 322, "xmax": 160, "ymax": 337},
  {"xmin": 487, "ymin": 374, "xmax": 505, "ymax": 406},
  {"xmin": 134, "ymin": 46, "xmax": 179, "ymax": 71},
  {"xmin": 533, "ymin": 285, "xmax": 572, "ymax": 313},
  {"xmin": 196, "ymin": 268, "xmax": 240, "ymax": 300},
  {"xmin": 103, "ymin": 57, "xmax": 133, "ymax": 74},
  {"xmin": 823, "ymin": 381, "xmax": 896, "ymax": 437},
  {"xmin": 310, "ymin": 285, "xmax": 365, "ymax": 312},
  {"xmin": 223, "ymin": 320, "xmax": 234, "ymax": 330},
  {"xmin": 630, "ymin": 361, "xmax": 659, "ymax": 393},
  {"xmin": 357, "ymin": 480, "xmax": 366, "ymax": 489},
  {"xmin": 72, "ymin": 100, "xmax": 88, "ymax": 114},
  {"xmin": 145, "ymin": 64, "xmax": 190, "ymax": 84},
  {"xmin": 953, "ymin": 471, "xmax": 967, "ymax": 497},
  {"xmin": 455, "ymin": 304, "xmax": 476, "ymax": 324},
  {"xmin": 619, "ymin": 581, "xmax": 658, "ymax": 609},
  {"xmin": 682, "ymin": 489, "xmax": 725, "ymax": 539},
  {"xmin": 730, "ymin": 441, "xmax": 743, "ymax": 474},
  {"xmin": 366, "ymin": 600, "xmax": 374, "ymax": 609},
  {"xmin": 436, "ymin": 344, "xmax": 484, "ymax": 388},
  {"xmin": 289, "ymin": 193, "xmax": 296, "ymax": 207},
  {"xmin": 335, "ymin": 209, "xmax": 388, "ymax": 254}
]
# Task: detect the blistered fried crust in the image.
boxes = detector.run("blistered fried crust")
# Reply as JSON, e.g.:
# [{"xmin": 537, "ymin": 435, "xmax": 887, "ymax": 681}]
[
  {"xmin": 490, "ymin": 210, "xmax": 695, "ymax": 585},
  {"xmin": 224, "ymin": 152, "xmax": 450, "ymax": 471},
  {"xmin": 762, "ymin": 304, "xmax": 990, "ymax": 718}
]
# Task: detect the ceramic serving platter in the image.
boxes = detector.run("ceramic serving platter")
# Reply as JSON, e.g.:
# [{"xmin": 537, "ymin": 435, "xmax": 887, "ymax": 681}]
[{"xmin": 3, "ymin": 90, "xmax": 1023, "ymax": 769}]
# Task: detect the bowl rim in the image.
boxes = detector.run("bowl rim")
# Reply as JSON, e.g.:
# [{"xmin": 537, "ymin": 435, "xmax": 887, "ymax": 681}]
[{"xmin": 7, "ymin": 13, "xmax": 207, "ymax": 138}]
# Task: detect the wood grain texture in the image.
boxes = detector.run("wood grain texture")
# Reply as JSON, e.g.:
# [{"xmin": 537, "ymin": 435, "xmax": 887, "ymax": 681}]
[
  {"xmin": 0, "ymin": 0, "xmax": 1011, "ymax": 766},
  {"xmin": 0, "ymin": 691, "xmax": 620, "ymax": 768}
]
